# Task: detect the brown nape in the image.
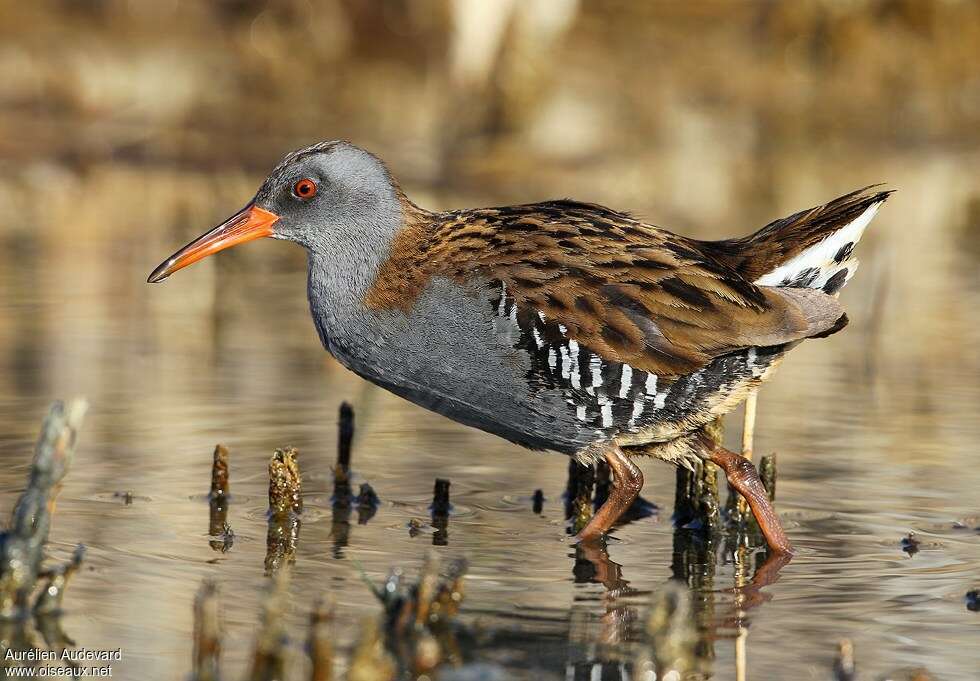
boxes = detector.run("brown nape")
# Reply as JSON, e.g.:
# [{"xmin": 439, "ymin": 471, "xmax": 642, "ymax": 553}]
[
  {"xmin": 701, "ymin": 436, "xmax": 793, "ymax": 555},
  {"xmin": 574, "ymin": 443, "xmax": 643, "ymax": 542},
  {"xmin": 363, "ymin": 198, "xmax": 846, "ymax": 379},
  {"xmin": 698, "ymin": 185, "xmax": 893, "ymax": 281}
]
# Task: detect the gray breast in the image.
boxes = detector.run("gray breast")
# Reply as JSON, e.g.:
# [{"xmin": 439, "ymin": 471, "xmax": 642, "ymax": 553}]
[{"xmin": 309, "ymin": 275, "xmax": 596, "ymax": 453}]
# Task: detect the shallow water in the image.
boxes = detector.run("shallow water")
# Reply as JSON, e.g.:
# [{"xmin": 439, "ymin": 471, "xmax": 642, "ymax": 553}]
[{"xmin": 1, "ymin": 157, "xmax": 979, "ymax": 680}]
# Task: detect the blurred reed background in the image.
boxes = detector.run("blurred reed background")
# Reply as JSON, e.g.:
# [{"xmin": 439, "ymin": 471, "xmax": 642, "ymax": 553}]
[
  {"xmin": 1, "ymin": 0, "xmax": 979, "ymax": 393},
  {"xmin": 1, "ymin": 2, "xmax": 980, "ymax": 680}
]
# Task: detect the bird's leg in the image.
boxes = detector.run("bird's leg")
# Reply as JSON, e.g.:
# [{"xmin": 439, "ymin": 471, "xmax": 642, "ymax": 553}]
[
  {"xmin": 707, "ymin": 443, "xmax": 793, "ymax": 556},
  {"xmin": 574, "ymin": 443, "xmax": 643, "ymax": 542}
]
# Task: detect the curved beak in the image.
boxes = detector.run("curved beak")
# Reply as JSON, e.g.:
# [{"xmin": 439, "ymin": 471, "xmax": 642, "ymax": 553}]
[{"xmin": 147, "ymin": 204, "xmax": 280, "ymax": 283}]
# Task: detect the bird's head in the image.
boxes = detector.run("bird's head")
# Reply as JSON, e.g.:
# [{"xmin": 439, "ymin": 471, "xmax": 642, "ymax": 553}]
[{"xmin": 147, "ymin": 140, "xmax": 402, "ymax": 283}]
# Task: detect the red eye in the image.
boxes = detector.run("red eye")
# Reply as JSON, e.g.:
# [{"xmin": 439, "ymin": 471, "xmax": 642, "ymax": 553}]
[{"xmin": 293, "ymin": 178, "xmax": 317, "ymax": 199}]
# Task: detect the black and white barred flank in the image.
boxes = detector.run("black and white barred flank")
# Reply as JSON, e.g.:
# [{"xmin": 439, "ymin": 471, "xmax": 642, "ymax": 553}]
[{"xmin": 491, "ymin": 282, "xmax": 783, "ymax": 442}]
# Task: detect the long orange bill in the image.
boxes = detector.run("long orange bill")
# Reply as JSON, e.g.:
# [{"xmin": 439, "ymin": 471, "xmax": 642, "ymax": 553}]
[{"xmin": 147, "ymin": 204, "xmax": 280, "ymax": 283}]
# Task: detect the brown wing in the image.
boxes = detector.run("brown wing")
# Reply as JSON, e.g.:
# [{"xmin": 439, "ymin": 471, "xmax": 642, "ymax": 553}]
[{"xmin": 368, "ymin": 199, "xmax": 844, "ymax": 377}]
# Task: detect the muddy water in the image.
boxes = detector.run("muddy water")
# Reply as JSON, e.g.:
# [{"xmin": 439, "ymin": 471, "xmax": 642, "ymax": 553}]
[{"xmin": 1, "ymin": 154, "xmax": 979, "ymax": 680}]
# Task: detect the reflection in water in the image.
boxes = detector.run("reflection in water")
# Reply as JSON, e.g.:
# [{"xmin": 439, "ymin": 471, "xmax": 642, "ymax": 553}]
[
  {"xmin": 207, "ymin": 495, "xmax": 232, "ymax": 553},
  {"xmin": 330, "ymin": 457, "xmax": 355, "ymax": 558},
  {"xmin": 431, "ymin": 478, "xmax": 452, "ymax": 547},
  {"xmin": 264, "ymin": 448, "xmax": 304, "ymax": 575},
  {"xmin": 567, "ymin": 534, "xmax": 792, "ymax": 680},
  {"xmin": 328, "ymin": 403, "xmax": 384, "ymax": 556},
  {"xmin": 264, "ymin": 513, "xmax": 301, "ymax": 575},
  {"xmin": 565, "ymin": 452, "xmax": 793, "ymax": 681},
  {"xmin": 356, "ymin": 483, "xmax": 380, "ymax": 525},
  {"xmin": 206, "ymin": 444, "xmax": 232, "ymax": 553}
]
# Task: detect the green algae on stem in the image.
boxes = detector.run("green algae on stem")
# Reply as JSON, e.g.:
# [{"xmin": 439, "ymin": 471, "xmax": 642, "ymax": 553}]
[
  {"xmin": 269, "ymin": 447, "xmax": 303, "ymax": 516},
  {"xmin": 265, "ymin": 447, "xmax": 303, "ymax": 574}
]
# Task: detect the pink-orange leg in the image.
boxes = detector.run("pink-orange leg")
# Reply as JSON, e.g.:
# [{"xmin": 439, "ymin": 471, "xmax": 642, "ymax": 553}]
[
  {"xmin": 708, "ymin": 445, "xmax": 794, "ymax": 555},
  {"xmin": 574, "ymin": 444, "xmax": 643, "ymax": 542}
]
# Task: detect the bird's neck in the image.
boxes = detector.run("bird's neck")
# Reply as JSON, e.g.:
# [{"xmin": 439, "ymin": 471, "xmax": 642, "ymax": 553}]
[{"xmin": 305, "ymin": 191, "xmax": 436, "ymax": 351}]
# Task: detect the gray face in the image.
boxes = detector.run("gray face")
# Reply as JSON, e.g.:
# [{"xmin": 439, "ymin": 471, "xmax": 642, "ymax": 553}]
[
  {"xmin": 146, "ymin": 139, "xmax": 406, "ymax": 290},
  {"xmin": 254, "ymin": 140, "xmax": 402, "ymax": 253}
]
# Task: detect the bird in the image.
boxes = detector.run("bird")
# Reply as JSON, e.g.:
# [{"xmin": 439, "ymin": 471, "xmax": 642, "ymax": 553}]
[{"xmin": 148, "ymin": 140, "xmax": 891, "ymax": 555}]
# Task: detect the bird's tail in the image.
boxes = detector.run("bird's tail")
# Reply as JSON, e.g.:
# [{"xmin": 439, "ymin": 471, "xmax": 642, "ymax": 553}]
[{"xmin": 700, "ymin": 186, "xmax": 892, "ymax": 295}]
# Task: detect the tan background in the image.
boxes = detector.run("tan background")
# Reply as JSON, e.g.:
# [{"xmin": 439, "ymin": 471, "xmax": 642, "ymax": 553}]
[{"xmin": 1, "ymin": 2, "xmax": 979, "ymax": 680}]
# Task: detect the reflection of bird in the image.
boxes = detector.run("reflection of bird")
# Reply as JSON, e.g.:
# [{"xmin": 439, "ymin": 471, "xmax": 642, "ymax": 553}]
[{"xmin": 148, "ymin": 140, "xmax": 890, "ymax": 555}]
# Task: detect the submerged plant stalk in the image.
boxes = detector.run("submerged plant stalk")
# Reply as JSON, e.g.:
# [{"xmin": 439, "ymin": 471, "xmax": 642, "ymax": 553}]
[
  {"xmin": 0, "ymin": 399, "xmax": 88, "ymax": 618},
  {"xmin": 635, "ymin": 581, "xmax": 697, "ymax": 679},
  {"xmin": 247, "ymin": 574, "xmax": 290, "ymax": 681},
  {"xmin": 33, "ymin": 546, "xmax": 85, "ymax": 616},
  {"xmin": 760, "ymin": 454, "xmax": 777, "ymax": 501},
  {"xmin": 336, "ymin": 402, "xmax": 355, "ymax": 479},
  {"xmin": 209, "ymin": 444, "xmax": 230, "ymax": 501},
  {"xmin": 266, "ymin": 447, "xmax": 302, "ymax": 574}
]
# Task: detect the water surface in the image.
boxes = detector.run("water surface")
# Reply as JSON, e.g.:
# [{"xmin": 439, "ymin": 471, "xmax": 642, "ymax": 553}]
[{"xmin": 1, "ymin": 157, "xmax": 979, "ymax": 680}]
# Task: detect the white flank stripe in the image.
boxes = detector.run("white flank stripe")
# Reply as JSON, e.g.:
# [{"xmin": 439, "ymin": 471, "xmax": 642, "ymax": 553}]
[
  {"xmin": 654, "ymin": 392, "xmax": 667, "ymax": 409},
  {"xmin": 559, "ymin": 345, "xmax": 570, "ymax": 379},
  {"xmin": 600, "ymin": 400, "xmax": 613, "ymax": 428},
  {"xmin": 576, "ymin": 404, "xmax": 587, "ymax": 421},
  {"xmin": 629, "ymin": 398, "xmax": 644, "ymax": 426},
  {"xmin": 619, "ymin": 364, "xmax": 633, "ymax": 398},
  {"xmin": 509, "ymin": 304, "xmax": 518, "ymax": 325},
  {"xmin": 548, "ymin": 347, "xmax": 557, "ymax": 369},
  {"xmin": 532, "ymin": 326, "xmax": 543, "ymax": 348},
  {"xmin": 569, "ymin": 347, "xmax": 581, "ymax": 389},
  {"xmin": 590, "ymin": 355, "xmax": 602, "ymax": 387},
  {"xmin": 645, "ymin": 373, "xmax": 658, "ymax": 395}
]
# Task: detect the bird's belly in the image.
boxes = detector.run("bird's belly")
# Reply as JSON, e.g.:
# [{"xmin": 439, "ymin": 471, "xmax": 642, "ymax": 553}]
[
  {"xmin": 619, "ymin": 345, "xmax": 787, "ymax": 447},
  {"xmin": 312, "ymin": 278, "xmax": 594, "ymax": 453}
]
